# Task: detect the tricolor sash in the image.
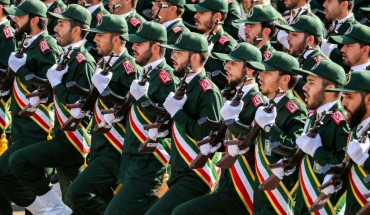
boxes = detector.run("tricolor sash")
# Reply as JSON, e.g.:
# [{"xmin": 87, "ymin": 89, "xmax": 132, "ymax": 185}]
[
  {"xmin": 13, "ymin": 77, "xmax": 54, "ymax": 133},
  {"xmin": 94, "ymin": 99, "xmax": 125, "ymax": 153},
  {"xmin": 129, "ymin": 104, "xmax": 170, "ymax": 166},
  {"xmin": 54, "ymin": 97, "xmax": 90, "ymax": 156},
  {"xmin": 0, "ymin": 98, "xmax": 11, "ymax": 130},
  {"xmin": 172, "ymin": 122, "xmax": 221, "ymax": 189}
]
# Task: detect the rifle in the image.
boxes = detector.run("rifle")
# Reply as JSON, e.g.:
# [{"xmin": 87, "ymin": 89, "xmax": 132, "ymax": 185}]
[
  {"xmin": 77, "ymin": 0, "xmax": 91, "ymax": 7},
  {"xmin": 259, "ymin": 111, "xmax": 330, "ymax": 191},
  {"xmin": 309, "ymin": 125, "xmax": 370, "ymax": 213},
  {"xmin": 358, "ymin": 191, "xmax": 370, "ymax": 215},
  {"xmin": 138, "ymin": 67, "xmax": 191, "ymax": 153},
  {"xmin": 207, "ymin": 19, "xmax": 224, "ymax": 45},
  {"xmin": 153, "ymin": 1, "xmax": 168, "ymax": 23},
  {"xmin": 0, "ymin": 33, "xmax": 31, "ymax": 95},
  {"xmin": 62, "ymin": 52, "xmax": 116, "ymax": 131},
  {"xmin": 221, "ymin": 86, "xmax": 237, "ymax": 101},
  {"xmin": 297, "ymin": 45, "xmax": 314, "ymax": 64},
  {"xmin": 19, "ymin": 47, "xmax": 73, "ymax": 117},
  {"xmin": 112, "ymin": 4, "xmax": 121, "ymax": 14}
]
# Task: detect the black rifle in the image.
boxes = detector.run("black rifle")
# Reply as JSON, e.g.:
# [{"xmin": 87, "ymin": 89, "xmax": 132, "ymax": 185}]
[
  {"xmin": 138, "ymin": 67, "xmax": 191, "ymax": 153},
  {"xmin": 153, "ymin": 1, "xmax": 168, "ymax": 23},
  {"xmin": 62, "ymin": 52, "xmax": 116, "ymax": 131},
  {"xmin": 259, "ymin": 111, "xmax": 330, "ymax": 191}
]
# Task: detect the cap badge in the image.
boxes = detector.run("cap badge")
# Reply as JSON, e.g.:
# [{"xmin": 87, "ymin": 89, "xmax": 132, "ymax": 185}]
[
  {"xmin": 136, "ymin": 24, "xmax": 143, "ymax": 33},
  {"xmin": 97, "ymin": 17, "xmax": 103, "ymax": 27},
  {"xmin": 175, "ymin": 34, "xmax": 182, "ymax": 44},
  {"xmin": 345, "ymin": 24, "xmax": 353, "ymax": 35}
]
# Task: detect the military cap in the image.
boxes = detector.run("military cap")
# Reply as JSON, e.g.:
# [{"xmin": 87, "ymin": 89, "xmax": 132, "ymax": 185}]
[
  {"xmin": 326, "ymin": 70, "xmax": 370, "ymax": 92},
  {"xmin": 167, "ymin": 0, "xmax": 185, "ymax": 8},
  {"xmin": 4, "ymin": 0, "xmax": 47, "ymax": 17},
  {"xmin": 86, "ymin": 14, "xmax": 128, "ymax": 40},
  {"xmin": 361, "ymin": 7, "xmax": 370, "ymax": 13},
  {"xmin": 160, "ymin": 32, "xmax": 208, "ymax": 53},
  {"xmin": 0, "ymin": 0, "xmax": 10, "ymax": 5},
  {"xmin": 185, "ymin": 0, "xmax": 228, "ymax": 14},
  {"xmin": 329, "ymin": 24, "xmax": 370, "ymax": 45},
  {"xmin": 292, "ymin": 60, "xmax": 347, "ymax": 86},
  {"xmin": 277, "ymin": 15, "xmax": 324, "ymax": 38},
  {"xmin": 247, "ymin": 51, "xmax": 299, "ymax": 74},
  {"xmin": 128, "ymin": 22, "xmax": 167, "ymax": 43},
  {"xmin": 48, "ymin": 4, "xmax": 91, "ymax": 27},
  {"xmin": 238, "ymin": 4, "xmax": 278, "ymax": 24},
  {"xmin": 212, "ymin": 42, "xmax": 262, "ymax": 65}
]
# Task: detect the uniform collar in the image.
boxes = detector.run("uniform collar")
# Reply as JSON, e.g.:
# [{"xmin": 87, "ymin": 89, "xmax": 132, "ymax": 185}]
[
  {"xmin": 162, "ymin": 18, "xmax": 180, "ymax": 28},
  {"xmin": 239, "ymin": 83, "xmax": 258, "ymax": 97},
  {"xmin": 121, "ymin": 10, "xmax": 132, "ymax": 19},
  {"xmin": 0, "ymin": 19, "xmax": 7, "ymax": 26},
  {"xmin": 303, "ymin": 49, "xmax": 315, "ymax": 59},
  {"xmin": 144, "ymin": 58, "xmax": 164, "ymax": 72},
  {"xmin": 103, "ymin": 50, "xmax": 125, "ymax": 66},
  {"xmin": 316, "ymin": 101, "xmax": 337, "ymax": 117},
  {"xmin": 185, "ymin": 70, "xmax": 202, "ymax": 83},
  {"xmin": 86, "ymin": 3, "xmax": 102, "ymax": 14},
  {"xmin": 356, "ymin": 116, "xmax": 370, "ymax": 138},
  {"xmin": 63, "ymin": 40, "xmax": 83, "ymax": 52},
  {"xmin": 333, "ymin": 13, "xmax": 353, "ymax": 31},
  {"xmin": 25, "ymin": 30, "xmax": 45, "ymax": 48},
  {"xmin": 351, "ymin": 62, "xmax": 370, "ymax": 71},
  {"xmin": 274, "ymin": 93, "xmax": 286, "ymax": 104}
]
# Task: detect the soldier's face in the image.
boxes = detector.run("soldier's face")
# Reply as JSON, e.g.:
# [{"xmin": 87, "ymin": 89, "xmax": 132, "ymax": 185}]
[
  {"xmin": 287, "ymin": 31, "xmax": 306, "ymax": 57},
  {"xmin": 302, "ymin": 75, "xmax": 326, "ymax": 110},
  {"xmin": 171, "ymin": 50, "xmax": 191, "ymax": 77},
  {"xmin": 13, "ymin": 15, "xmax": 31, "ymax": 41},
  {"xmin": 224, "ymin": 60, "xmax": 245, "ymax": 87},
  {"xmin": 341, "ymin": 43, "xmax": 363, "ymax": 66},
  {"xmin": 94, "ymin": 32, "xmax": 114, "ymax": 56},
  {"xmin": 342, "ymin": 92, "xmax": 369, "ymax": 128},
  {"xmin": 194, "ymin": 11, "xmax": 214, "ymax": 33},
  {"xmin": 258, "ymin": 70, "xmax": 283, "ymax": 98},
  {"xmin": 284, "ymin": 0, "xmax": 300, "ymax": 10},
  {"xmin": 244, "ymin": 23, "xmax": 263, "ymax": 45},
  {"xmin": 132, "ymin": 41, "xmax": 153, "ymax": 66},
  {"xmin": 54, "ymin": 19, "xmax": 74, "ymax": 47},
  {"xmin": 151, "ymin": 0, "xmax": 170, "ymax": 23},
  {"xmin": 323, "ymin": 0, "xmax": 343, "ymax": 21}
]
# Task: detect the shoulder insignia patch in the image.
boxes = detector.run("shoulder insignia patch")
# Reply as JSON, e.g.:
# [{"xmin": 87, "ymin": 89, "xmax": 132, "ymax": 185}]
[
  {"xmin": 199, "ymin": 79, "xmax": 212, "ymax": 92},
  {"xmin": 75, "ymin": 53, "xmax": 86, "ymax": 63},
  {"xmin": 314, "ymin": 56, "xmax": 324, "ymax": 63},
  {"xmin": 308, "ymin": 110, "xmax": 316, "ymax": 117},
  {"xmin": 122, "ymin": 60, "xmax": 135, "ymax": 75},
  {"xmin": 3, "ymin": 26, "xmax": 13, "ymax": 39},
  {"xmin": 218, "ymin": 35, "xmax": 230, "ymax": 45},
  {"xmin": 228, "ymin": 0, "xmax": 232, "ymax": 3},
  {"xmin": 285, "ymin": 100, "xmax": 300, "ymax": 114},
  {"xmin": 190, "ymin": 0, "xmax": 197, "ymax": 2},
  {"xmin": 158, "ymin": 70, "xmax": 172, "ymax": 84},
  {"xmin": 263, "ymin": 50, "xmax": 273, "ymax": 60},
  {"xmin": 53, "ymin": 6, "xmax": 62, "ymax": 14},
  {"xmin": 172, "ymin": 26, "xmax": 182, "ymax": 34},
  {"xmin": 251, "ymin": 94, "xmax": 264, "ymax": 107},
  {"xmin": 129, "ymin": 17, "xmax": 141, "ymax": 27},
  {"xmin": 96, "ymin": 12, "xmax": 104, "ymax": 21},
  {"xmin": 39, "ymin": 40, "xmax": 50, "ymax": 53},
  {"xmin": 331, "ymin": 110, "xmax": 346, "ymax": 125}
]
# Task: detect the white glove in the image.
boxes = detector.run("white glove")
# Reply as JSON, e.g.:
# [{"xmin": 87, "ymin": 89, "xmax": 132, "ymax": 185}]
[
  {"xmin": 149, "ymin": 128, "xmax": 169, "ymax": 140},
  {"xmin": 277, "ymin": 30, "xmax": 290, "ymax": 50},
  {"xmin": 70, "ymin": 107, "xmax": 86, "ymax": 119},
  {"xmin": 91, "ymin": 68, "xmax": 112, "ymax": 94},
  {"xmin": 46, "ymin": 64, "xmax": 69, "ymax": 88},
  {"xmin": 320, "ymin": 39, "xmax": 338, "ymax": 57},
  {"xmin": 130, "ymin": 80, "xmax": 148, "ymax": 100},
  {"xmin": 272, "ymin": 166, "xmax": 285, "ymax": 180},
  {"xmin": 103, "ymin": 113, "xmax": 122, "ymax": 126},
  {"xmin": 0, "ymin": 90, "xmax": 10, "ymax": 97},
  {"xmin": 8, "ymin": 52, "xmax": 27, "ymax": 73},
  {"xmin": 220, "ymin": 100, "xmax": 244, "ymax": 120},
  {"xmin": 296, "ymin": 134, "xmax": 323, "ymax": 157},
  {"xmin": 347, "ymin": 139, "xmax": 370, "ymax": 166},
  {"xmin": 163, "ymin": 92, "xmax": 187, "ymax": 117},
  {"xmin": 199, "ymin": 142, "xmax": 222, "ymax": 155},
  {"xmin": 228, "ymin": 144, "xmax": 249, "ymax": 157},
  {"xmin": 321, "ymin": 174, "xmax": 340, "ymax": 195},
  {"xmin": 255, "ymin": 106, "xmax": 277, "ymax": 128}
]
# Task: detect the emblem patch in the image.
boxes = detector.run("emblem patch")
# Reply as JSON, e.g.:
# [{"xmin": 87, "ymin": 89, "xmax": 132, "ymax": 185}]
[
  {"xmin": 122, "ymin": 61, "xmax": 135, "ymax": 75},
  {"xmin": 39, "ymin": 40, "xmax": 50, "ymax": 53},
  {"xmin": 158, "ymin": 70, "xmax": 172, "ymax": 84},
  {"xmin": 75, "ymin": 53, "xmax": 86, "ymax": 63},
  {"xmin": 285, "ymin": 100, "xmax": 300, "ymax": 114},
  {"xmin": 2, "ymin": 26, "xmax": 13, "ymax": 39},
  {"xmin": 199, "ymin": 79, "xmax": 212, "ymax": 92}
]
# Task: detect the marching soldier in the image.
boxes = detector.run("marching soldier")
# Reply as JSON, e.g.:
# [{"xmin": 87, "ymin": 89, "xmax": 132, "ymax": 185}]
[
  {"xmin": 42, "ymin": 0, "xmax": 66, "ymax": 36},
  {"xmin": 145, "ymin": 32, "xmax": 222, "ymax": 215},
  {"xmin": 67, "ymin": 14, "xmax": 141, "ymax": 214},
  {"xmin": 9, "ymin": 4, "xmax": 95, "ymax": 213},
  {"xmin": 247, "ymin": 51, "xmax": 307, "ymax": 214},
  {"xmin": 287, "ymin": 60, "xmax": 349, "ymax": 214},
  {"xmin": 172, "ymin": 43, "xmax": 266, "ymax": 215},
  {"xmin": 185, "ymin": 0, "xmax": 237, "ymax": 89},
  {"xmin": 104, "ymin": 22, "xmax": 177, "ymax": 215},
  {"xmin": 328, "ymin": 24, "xmax": 370, "ymax": 71},
  {"xmin": 0, "ymin": 0, "xmax": 62, "ymax": 214},
  {"xmin": 327, "ymin": 71, "xmax": 370, "ymax": 214}
]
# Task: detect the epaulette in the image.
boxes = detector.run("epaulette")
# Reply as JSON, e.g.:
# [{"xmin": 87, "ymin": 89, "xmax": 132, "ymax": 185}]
[
  {"xmin": 158, "ymin": 70, "xmax": 172, "ymax": 84},
  {"xmin": 263, "ymin": 50, "xmax": 273, "ymax": 60},
  {"xmin": 314, "ymin": 56, "xmax": 324, "ymax": 63},
  {"xmin": 39, "ymin": 40, "xmax": 50, "ymax": 54},
  {"xmin": 172, "ymin": 26, "xmax": 182, "ymax": 34},
  {"xmin": 122, "ymin": 60, "xmax": 135, "ymax": 75},
  {"xmin": 129, "ymin": 17, "xmax": 141, "ymax": 27},
  {"xmin": 285, "ymin": 100, "xmax": 300, "ymax": 114},
  {"xmin": 2, "ymin": 26, "xmax": 13, "ymax": 39},
  {"xmin": 96, "ymin": 12, "xmax": 104, "ymax": 21},
  {"xmin": 251, "ymin": 94, "xmax": 264, "ymax": 107},
  {"xmin": 331, "ymin": 110, "xmax": 346, "ymax": 125},
  {"xmin": 75, "ymin": 53, "xmax": 86, "ymax": 63},
  {"xmin": 199, "ymin": 79, "xmax": 212, "ymax": 92},
  {"xmin": 53, "ymin": 6, "xmax": 62, "ymax": 14},
  {"xmin": 218, "ymin": 35, "xmax": 230, "ymax": 45}
]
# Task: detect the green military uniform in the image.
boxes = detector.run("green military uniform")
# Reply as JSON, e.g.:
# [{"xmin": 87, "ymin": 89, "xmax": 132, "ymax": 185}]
[
  {"xmin": 67, "ymin": 14, "xmax": 141, "ymax": 215},
  {"xmin": 354, "ymin": 0, "xmax": 370, "ymax": 23},
  {"xmin": 135, "ymin": 0, "xmax": 153, "ymax": 19},
  {"xmin": 46, "ymin": 0, "xmax": 66, "ymax": 36},
  {"xmin": 125, "ymin": 10, "xmax": 146, "ymax": 34},
  {"xmin": 105, "ymin": 22, "xmax": 178, "ymax": 215},
  {"xmin": 223, "ymin": 0, "xmax": 241, "ymax": 40},
  {"xmin": 0, "ymin": 0, "xmax": 62, "ymax": 208},
  {"xmin": 360, "ymin": 7, "xmax": 370, "ymax": 27}
]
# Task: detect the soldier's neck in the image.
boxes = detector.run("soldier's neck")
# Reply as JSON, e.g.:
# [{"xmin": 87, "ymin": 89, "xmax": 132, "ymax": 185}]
[
  {"xmin": 205, "ymin": 25, "xmax": 221, "ymax": 36},
  {"xmin": 42, "ymin": 0, "xmax": 55, "ymax": 5},
  {"xmin": 256, "ymin": 39, "xmax": 268, "ymax": 49},
  {"xmin": 336, "ymin": 11, "xmax": 351, "ymax": 21},
  {"xmin": 91, "ymin": 0, "xmax": 102, "ymax": 6},
  {"xmin": 352, "ymin": 58, "xmax": 370, "ymax": 67},
  {"xmin": 0, "ymin": 16, "xmax": 7, "ymax": 23},
  {"xmin": 30, "ymin": 28, "xmax": 43, "ymax": 37},
  {"xmin": 112, "ymin": 46, "xmax": 125, "ymax": 56},
  {"xmin": 116, "ymin": 6, "xmax": 133, "ymax": 15}
]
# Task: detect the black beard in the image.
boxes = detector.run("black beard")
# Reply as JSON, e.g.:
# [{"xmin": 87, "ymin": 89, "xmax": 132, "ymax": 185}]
[
  {"xmin": 15, "ymin": 19, "xmax": 31, "ymax": 41},
  {"xmin": 348, "ymin": 99, "xmax": 367, "ymax": 128},
  {"xmin": 136, "ymin": 48, "xmax": 152, "ymax": 67},
  {"xmin": 306, "ymin": 88, "xmax": 325, "ymax": 110},
  {"xmin": 174, "ymin": 56, "xmax": 191, "ymax": 78}
]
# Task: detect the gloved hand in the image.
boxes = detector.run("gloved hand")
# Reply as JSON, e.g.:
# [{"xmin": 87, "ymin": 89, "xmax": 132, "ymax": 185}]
[
  {"xmin": 8, "ymin": 52, "xmax": 27, "ymax": 73},
  {"xmin": 46, "ymin": 64, "xmax": 69, "ymax": 88},
  {"xmin": 320, "ymin": 39, "xmax": 338, "ymax": 57},
  {"xmin": 228, "ymin": 145, "xmax": 249, "ymax": 157},
  {"xmin": 130, "ymin": 80, "xmax": 149, "ymax": 100},
  {"xmin": 321, "ymin": 174, "xmax": 342, "ymax": 195},
  {"xmin": 103, "ymin": 113, "xmax": 122, "ymax": 126},
  {"xmin": 70, "ymin": 107, "xmax": 86, "ymax": 119},
  {"xmin": 0, "ymin": 90, "xmax": 10, "ymax": 97},
  {"xmin": 296, "ymin": 134, "xmax": 322, "ymax": 157},
  {"xmin": 347, "ymin": 139, "xmax": 370, "ymax": 166},
  {"xmin": 163, "ymin": 92, "xmax": 187, "ymax": 117},
  {"xmin": 92, "ymin": 68, "xmax": 112, "ymax": 94},
  {"xmin": 220, "ymin": 100, "xmax": 244, "ymax": 120},
  {"xmin": 271, "ymin": 159, "xmax": 296, "ymax": 180},
  {"xmin": 149, "ymin": 128, "xmax": 169, "ymax": 140},
  {"xmin": 199, "ymin": 142, "xmax": 222, "ymax": 155},
  {"xmin": 255, "ymin": 106, "xmax": 277, "ymax": 128},
  {"xmin": 277, "ymin": 30, "xmax": 289, "ymax": 50},
  {"xmin": 97, "ymin": 116, "xmax": 112, "ymax": 129}
]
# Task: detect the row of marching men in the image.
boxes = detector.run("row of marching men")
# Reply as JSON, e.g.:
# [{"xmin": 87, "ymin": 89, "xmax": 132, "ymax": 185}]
[{"xmin": 0, "ymin": 0, "xmax": 370, "ymax": 215}]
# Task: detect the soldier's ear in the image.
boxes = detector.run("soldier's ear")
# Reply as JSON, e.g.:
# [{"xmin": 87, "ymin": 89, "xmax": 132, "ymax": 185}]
[{"xmin": 361, "ymin": 45, "xmax": 370, "ymax": 57}]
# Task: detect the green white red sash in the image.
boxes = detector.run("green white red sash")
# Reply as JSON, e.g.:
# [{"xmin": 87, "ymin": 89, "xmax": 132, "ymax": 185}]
[
  {"xmin": 172, "ymin": 122, "xmax": 221, "ymax": 189},
  {"xmin": 255, "ymin": 133, "xmax": 295, "ymax": 215},
  {"xmin": 0, "ymin": 98, "xmax": 11, "ymax": 130},
  {"xmin": 94, "ymin": 99, "xmax": 125, "ymax": 153},
  {"xmin": 129, "ymin": 104, "xmax": 170, "ymax": 166},
  {"xmin": 13, "ymin": 77, "xmax": 54, "ymax": 133},
  {"xmin": 54, "ymin": 97, "xmax": 90, "ymax": 156}
]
